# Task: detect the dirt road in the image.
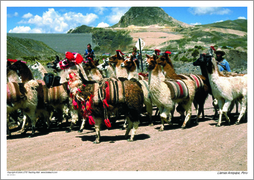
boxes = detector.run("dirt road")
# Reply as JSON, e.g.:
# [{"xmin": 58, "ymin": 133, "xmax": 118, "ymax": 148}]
[{"xmin": 5, "ymin": 95, "xmax": 249, "ymax": 179}]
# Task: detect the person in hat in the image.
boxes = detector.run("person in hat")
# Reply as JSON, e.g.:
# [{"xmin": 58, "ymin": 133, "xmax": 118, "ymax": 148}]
[
  {"xmin": 84, "ymin": 43, "xmax": 95, "ymax": 61},
  {"xmin": 132, "ymin": 46, "xmax": 140, "ymax": 70},
  {"xmin": 215, "ymin": 48, "xmax": 231, "ymax": 72}
]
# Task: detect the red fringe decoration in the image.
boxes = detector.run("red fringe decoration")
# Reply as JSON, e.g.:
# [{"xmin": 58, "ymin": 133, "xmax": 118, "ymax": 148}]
[
  {"xmin": 104, "ymin": 118, "xmax": 111, "ymax": 128},
  {"xmin": 105, "ymin": 81, "xmax": 110, "ymax": 102},
  {"xmin": 88, "ymin": 116, "xmax": 95, "ymax": 126},
  {"xmin": 210, "ymin": 46, "xmax": 216, "ymax": 52}
]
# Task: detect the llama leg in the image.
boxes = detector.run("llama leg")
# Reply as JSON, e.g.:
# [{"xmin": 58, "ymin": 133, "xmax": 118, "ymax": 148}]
[
  {"xmin": 93, "ymin": 121, "xmax": 101, "ymax": 144},
  {"xmin": 235, "ymin": 101, "xmax": 239, "ymax": 114},
  {"xmin": 216, "ymin": 99, "xmax": 224, "ymax": 127},
  {"xmin": 222, "ymin": 101, "xmax": 231, "ymax": 124},
  {"xmin": 125, "ymin": 117, "xmax": 133, "ymax": 138},
  {"xmin": 181, "ymin": 102, "xmax": 192, "ymax": 128},
  {"xmin": 19, "ymin": 115, "xmax": 27, "ymax": 134},
  {"xmin": 159, "ymin": 112, "xmax": 167, "ymax": 131},
  {"xmin": 79, "ymin": 118, "xmax": 86, "ymax": 133},
  {"xmin": 7, "ymin": 114, "xmax": 11, "ymax": 136},
  {"xmin": 123, "ymin": 119, "xmax": 128, "ymax": 129},
  {"xmin": 235, "ymin": 100, "xmax": 247, "ymax": 125},
  {"xmin": 128, "ymin": 121, "xmax": 140, "ymax": 142},
  {"xmin": 66, "ymin": 109, "xmax": 79, "ymax": 132},
  {"xmin": 212, "ymin": 97, "xmax": 219, "ymax": 119},
  {"xmin": 146, "ymin": 103, "xmax": 153, "ymax": 126}
]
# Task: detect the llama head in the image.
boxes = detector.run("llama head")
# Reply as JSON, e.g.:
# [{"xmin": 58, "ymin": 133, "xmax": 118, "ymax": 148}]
[
  {"xmin": 145, "ymin": 54, "xmax": 157, "ymax": 70},
  {"xmin": 194, "ymin": 53, "xmax": 215, "ymax": 74},
  {"xmin": 83, "ymin": 59, "xmax": 99, "ymax": 71},
  {"xmin": 121, "ymin": 56, "xmax": 135, "ymax": 70},
  {"xmin": 97, "ymin": 58, "xmax": 109, "ymax": 71},
  {"xmin": 109, "ymin": 50, "xmax": 125, "ymax": 64}
]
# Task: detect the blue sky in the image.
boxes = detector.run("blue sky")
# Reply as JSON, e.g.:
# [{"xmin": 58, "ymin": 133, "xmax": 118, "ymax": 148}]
[{"xmin": 3, "ymin": 2, "xmax": 250, "ymax": 33}]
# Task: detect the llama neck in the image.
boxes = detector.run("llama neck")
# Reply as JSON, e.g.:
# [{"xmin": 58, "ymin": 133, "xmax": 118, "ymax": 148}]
[
  {"xmin": 149, "ymin": 63, "xmax": 165, "ymax": 86},
  {"xmin": 107, "ymin": 64, "xmax": 116, "ymax": 78},
  {"xmin": 39, "ymin": 66, "xmax": 48, "ymax": 75},
  {"xmin": 163, "ymin": 62, "xmax": 181, "ymax": 79},
  {"xmin": 89, "ymin": 68, "xmax": 103, "ymax": 81},
  {"xmin": 127, "ymin": 62, "xmax": 139, "ymax": 80},
  {"xmin": 115, "ymin": 60, "xmax": 128, "ymax": 78},
  {"xmin": 207, "ymin": 59, "xmax": 220, "ymax": 86}
]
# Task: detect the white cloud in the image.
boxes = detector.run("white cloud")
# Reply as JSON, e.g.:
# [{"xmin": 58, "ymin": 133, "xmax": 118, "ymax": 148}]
[
  {"xmin": 107, "ymin": 7, "xmax": 129, "ymax": 24},
  {"xmin": 238, "ymin": 16, "xmax": 246, "ymax": 20},
  {"xmin": 215, "ymin": 20, "xmax": 224, "ymax": 23},
  {"xmin": 190, "ymin": 22, "xmax": 202, "ymax": 25},
  {"xmin": 8, "ymin": 26, "xmax": 31, "ymax": 33},
  {"xmin": 13, "ymin": 8, "xmax": 99, "ymax": 33},
  {"xmin": 7, "ymin": 12, "xmax": 18, "ymax": 18},
  {"xmin": 97, "ymin": 22, "xmax": 110, "ymax": 28},
  {"xmin": 22, "ymin": 13, "xmax": 33, "ymax": 18},
  {"xmin": 94, "ymin": 7, "xmax": 107, "ymax": 15},
  {"xmin": 189, "ymin": 7, "xmax": 231, "ymax": 15},
  {"xmin": 8, "ymin": 26, "xmax": 43, "ymax": 33}
]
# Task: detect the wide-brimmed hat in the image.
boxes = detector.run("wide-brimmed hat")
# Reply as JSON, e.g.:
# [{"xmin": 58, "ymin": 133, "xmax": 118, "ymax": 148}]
[{"xmin": 215, "ymin": 48, "xmax": 225, "ymax": 56}]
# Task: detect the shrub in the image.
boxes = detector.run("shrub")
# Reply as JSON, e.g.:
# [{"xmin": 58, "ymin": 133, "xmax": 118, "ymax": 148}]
[
  {"xmin": 180, "ymin": 56, "xmax": 189, "ymax": 62},
  {"xmin": 191, "ymin": 49, "xmax": 199, "ymax": 58}
]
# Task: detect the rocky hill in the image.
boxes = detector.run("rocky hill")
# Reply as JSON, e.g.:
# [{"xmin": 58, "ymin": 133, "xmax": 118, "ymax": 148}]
[{"xmin": 112, "ymin": 7, "xmax": 190, "ymax": 28}]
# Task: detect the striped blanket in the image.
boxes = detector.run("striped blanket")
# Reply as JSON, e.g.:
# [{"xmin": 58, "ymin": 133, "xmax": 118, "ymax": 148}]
[
  {"xmin": 37, "ymin": 80, "xmax": 66, "ymax": 108},
  {"xmin": 7, "ymin": 82, "xmax": 26, "ymax": 105},
  {"xmin": 92, "ymin": 79, "xmax": 125, "ymax": 105},
  {"xmin": 164, "ymin": 79, "xmax": 189, "ymax": 99},
  {"xmin": 178, "ymin": 74, "xmax": 204, "ymax": 89}
]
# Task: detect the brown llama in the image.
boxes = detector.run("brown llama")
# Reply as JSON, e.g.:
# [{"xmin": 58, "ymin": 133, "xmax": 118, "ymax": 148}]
[
  {"xmin": 146, "ymin": 54, "xmax": 196, "ymax": 130},
  {"xmin": 66, "ymin": 66, "xmax": 144, "ymax": 143},
  {"xmin": 157, "ymin": 52, "xmax": 209, "ymax": 123},
  {"xmin": 108, "ymin": 50, "xmax": 129, "ymax": 79},
  {"xmin": 7, "ymin": 80, "xmax": 39, "ymax": 136}
]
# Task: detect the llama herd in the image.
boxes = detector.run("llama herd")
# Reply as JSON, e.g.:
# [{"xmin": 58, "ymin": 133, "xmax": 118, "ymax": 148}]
[{"xmin": 6, "ymin": 48, "xmax": 248, "ymax": 144}]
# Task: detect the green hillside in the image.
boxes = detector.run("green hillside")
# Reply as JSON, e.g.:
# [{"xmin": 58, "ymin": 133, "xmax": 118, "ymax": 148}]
[
  {"xmin": 197, "ymin": 19, "xmax": 247, "ymax": 32},
  {"xmin": 7, "ymin": 36, "xmax": 58, "ymax": 61}
]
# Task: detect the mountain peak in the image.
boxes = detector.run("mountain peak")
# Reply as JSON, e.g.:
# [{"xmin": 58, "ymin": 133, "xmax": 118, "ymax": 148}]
[{"xmin": 112, "ymin": 7, "xmax": 190, "ymax": 28}]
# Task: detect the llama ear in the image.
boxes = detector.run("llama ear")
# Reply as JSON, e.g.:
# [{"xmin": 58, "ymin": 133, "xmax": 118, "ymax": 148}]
[
  {"xmin": 116, "ymin": 51, "xmax": 122, "ymax": 59},
  {"xmin": 145, "ymin": 54, "xmax": 150, "ymax": 58},
  {"xmin": 153, "ymin": 54, "xmax": 157, "ymax": 61}
]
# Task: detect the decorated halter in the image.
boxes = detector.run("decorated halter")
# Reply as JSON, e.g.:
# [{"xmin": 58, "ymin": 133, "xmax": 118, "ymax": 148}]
[
  {"xmin": 59, "ymin": 52, "xmax": 84, "ymax": 70},
  {"xmin": 7, "ymin": 59, "xmax": 27, "ymax": 64}
]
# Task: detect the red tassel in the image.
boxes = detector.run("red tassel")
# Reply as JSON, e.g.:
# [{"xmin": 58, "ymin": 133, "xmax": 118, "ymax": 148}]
[
  {"xmin": 88, "ymin": 116, "xmax": 95, "ymax": 125},
  {"xmin": 103, "ymin": 99, "xmax": 109, "ymax": 108},
  {"xmin": 72, "ymin": 99, "xmax": 78, "ymax": 110},
  {"xmin": 211, "ymin": 46, "xmax": 216, "ymax": 52},
  {"xmin": 105, "ymin": 81, "xmax": 110, "ymax": 102},
  {"xmin": 104, "ymin": 118, "xmax": 111, "ymax": 128}
]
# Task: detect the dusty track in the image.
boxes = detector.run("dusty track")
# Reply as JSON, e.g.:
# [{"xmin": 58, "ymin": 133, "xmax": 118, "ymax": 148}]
[{"xmin": 5, "ymin": 95, "xmax": 249, "ymax": 178}]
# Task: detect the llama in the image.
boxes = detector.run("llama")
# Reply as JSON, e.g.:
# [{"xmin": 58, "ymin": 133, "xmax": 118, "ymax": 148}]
[
  {"xmin": 197, "ymin": 54, "xmax": 247, "ymax": 126},
  {"xmin": 107, "ymin": 50, "xmax": 129, "ymax": 79},
  {"xmin": 7, "ymin": 60, "xmax": 34, "ymax": 83},
  {"xmin": 156, "ymin": 52, "xmax": 209, "ymax": 123},
  {"xmin": 46, "ymin": 55, "xmax": 88, "ymax": 132},
  {"xmin": 7, "ymin": 60, "xmax": 34, "ymax": 134},
  {"xmin": 97, "ymin": 58, "xmax": 116, "ymax": 78},
  {"xmin": 121, "ymin": 55, "xmax": 153, "ymax": 125},
  {"xmin": 66, "ymin": 69, "xmax": 144, "ymax": 143},
  {"xmin": 83, "ymin": 59, "xmax": 103, "ymax": 81},
  {"xmin": 7, "ymin": 80, "xmax": 39, "ymax": 136},
  {"xmin": 146, "ymin": 54, "xmax": 196, "ymax": 130},
  {"xmin": 193, "ymin": 53, "xmax": 239, "ymax": 119}
]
